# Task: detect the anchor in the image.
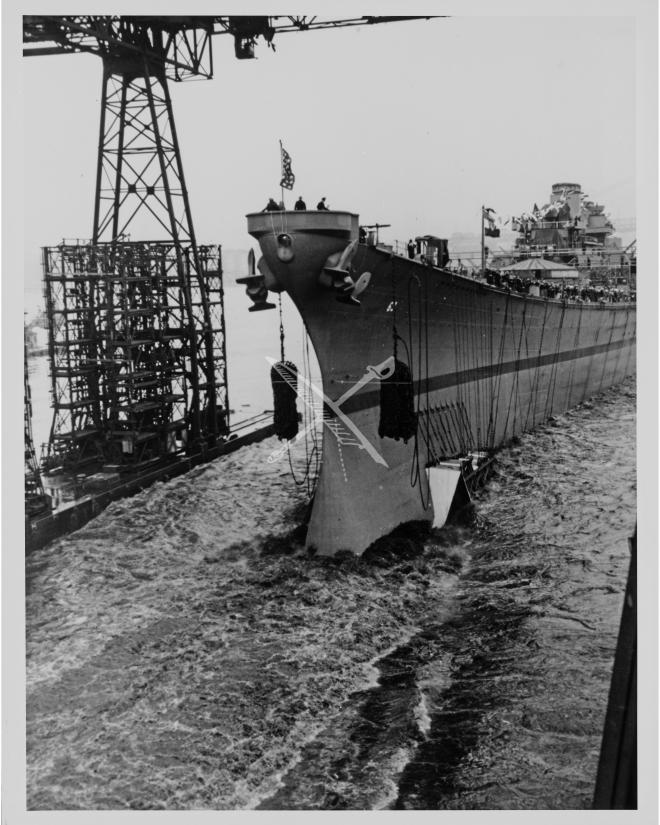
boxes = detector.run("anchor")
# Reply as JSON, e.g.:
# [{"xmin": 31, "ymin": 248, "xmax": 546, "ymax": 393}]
[
  {"xmin": 320, "ymin": 239, "xmax": 372, "ymax": 306},
  {"xmin": 236, "ymin": 248, "xmax": 276, "ymax": 311}
]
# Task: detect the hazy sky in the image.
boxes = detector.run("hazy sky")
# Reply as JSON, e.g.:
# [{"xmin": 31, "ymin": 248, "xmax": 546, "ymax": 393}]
[{"xmin": 20, "ymin": 6, "xmax": 642, "ymax": 314}]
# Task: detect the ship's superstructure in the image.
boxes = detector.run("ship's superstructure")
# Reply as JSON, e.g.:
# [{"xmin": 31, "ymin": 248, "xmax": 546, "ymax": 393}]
[{"xmin": 514, "ymin": 182, "xmax": 618, "ymax": 253}]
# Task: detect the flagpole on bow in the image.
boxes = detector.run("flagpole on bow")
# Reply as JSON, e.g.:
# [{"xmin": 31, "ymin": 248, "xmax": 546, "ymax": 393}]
[
  {"xmin": 481, "ymin": 205, "xmax": 485, "ymax": 276},
  {"xmin": 279, "ymin": 139, "xmax": 285, "ymax": 208}
]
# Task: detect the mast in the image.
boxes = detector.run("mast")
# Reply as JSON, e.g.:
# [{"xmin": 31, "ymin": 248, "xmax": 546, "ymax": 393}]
[
  {"xmin": 481, "ymin": 205, "xmax": 485, "ymax": 275},
  {"xmin": 279, "ymin": 140, "xmax": 285, "ymax": 208}
]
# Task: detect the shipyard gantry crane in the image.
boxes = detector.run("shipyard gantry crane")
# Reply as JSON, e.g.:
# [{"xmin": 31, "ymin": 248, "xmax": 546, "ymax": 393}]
[{"xmin": 23, "ymin": 15, "xmax": 435, "ymax": 473}]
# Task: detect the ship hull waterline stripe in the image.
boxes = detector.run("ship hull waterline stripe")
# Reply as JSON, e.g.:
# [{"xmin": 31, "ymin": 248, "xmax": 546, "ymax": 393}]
[{"xmin": 331, "ymin": 336, "xmax": 634, "ymax": 417}]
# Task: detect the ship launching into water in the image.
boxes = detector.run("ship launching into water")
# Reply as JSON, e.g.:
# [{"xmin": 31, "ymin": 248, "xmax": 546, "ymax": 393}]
[{"xmin": 243, "ymin": 184, "xmax": 636, "ymax": 556}]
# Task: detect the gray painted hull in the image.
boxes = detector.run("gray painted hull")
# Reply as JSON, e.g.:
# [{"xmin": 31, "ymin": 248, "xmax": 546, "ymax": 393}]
[{"xmin": 247, "ymin": 211, "xmax": 636, "ymax": 554}]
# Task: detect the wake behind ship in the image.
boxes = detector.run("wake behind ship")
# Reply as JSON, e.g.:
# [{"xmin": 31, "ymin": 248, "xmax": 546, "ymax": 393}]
[{"xmin": 244, "ymin": 191, "xmax": 636, "ymax": 555}]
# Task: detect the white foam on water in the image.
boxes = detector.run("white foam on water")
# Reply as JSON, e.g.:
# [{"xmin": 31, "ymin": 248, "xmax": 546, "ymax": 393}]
[
  {"xmin": 360, "ymin": 632, "xmax": 419, "ymax": 690},
  {"xmin": 232, "ymin": 721, "xmax": 328, "ymax": 810},
  {"xmin": 413, "ymin": 689, "xmax": 433, "ymax": 737},
  {"xmin": 370, "ymin": 744, "xmax": 420, "ymax": 810}
]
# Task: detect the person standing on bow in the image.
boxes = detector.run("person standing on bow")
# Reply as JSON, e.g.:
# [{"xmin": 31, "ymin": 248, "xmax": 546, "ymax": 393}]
[
  {"xmin": 317, "ymin": 197, "xmax": 329, "ymax": 210},
  {"xmin": 294, "ymin": 195, "xmax": 307, "ymax": 211}
]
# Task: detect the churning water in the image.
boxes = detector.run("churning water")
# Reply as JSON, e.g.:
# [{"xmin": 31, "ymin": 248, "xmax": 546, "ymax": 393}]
[{"xmin": 25, "ymin": 375, "xmax": 635, "ymax": 810}]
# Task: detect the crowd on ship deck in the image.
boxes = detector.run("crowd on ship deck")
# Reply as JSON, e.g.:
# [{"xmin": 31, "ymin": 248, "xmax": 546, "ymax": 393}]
[
  {"xmin": 255, "ymin": 204, "xmax": 634, "ymax": 304},
  {"xmin": 482, "ymin": 269, "xmax": 634, "ymax": 303}
]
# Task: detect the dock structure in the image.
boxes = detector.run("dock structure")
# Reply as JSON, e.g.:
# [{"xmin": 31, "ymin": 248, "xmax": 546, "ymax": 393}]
[
  {"xmin": 42, "ymin": 241, "xmax": 228, "ymax": 475},
  {"xmin": 593, "ymin": 528, "xmax": 637, "ymax": 809}
]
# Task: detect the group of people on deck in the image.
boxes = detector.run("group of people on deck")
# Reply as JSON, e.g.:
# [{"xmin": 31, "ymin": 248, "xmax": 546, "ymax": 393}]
[
  {"xmin": 483, "ymin": 269, "xmax": 632, "ymax": 303},
  {"xmin": 262, "ymin": 196, "xmax": 329, "ymax": 212}
]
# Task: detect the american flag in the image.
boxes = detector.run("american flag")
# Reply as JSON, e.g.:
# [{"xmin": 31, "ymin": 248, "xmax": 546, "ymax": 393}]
[{"xmin": 279, "ymin": 142, "xmax": 295, "ymax": 190}]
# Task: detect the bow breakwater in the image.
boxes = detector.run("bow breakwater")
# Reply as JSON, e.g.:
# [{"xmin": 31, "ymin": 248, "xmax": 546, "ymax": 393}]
[{"xmin": 26, "ymin": 379, "xmax": 635, "ymax": 810}]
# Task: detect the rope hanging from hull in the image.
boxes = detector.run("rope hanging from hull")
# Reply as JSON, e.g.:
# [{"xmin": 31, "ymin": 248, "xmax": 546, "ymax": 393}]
[
  {"xmin": 524, "ymin": 298, "xmax": 550, "ymax": 433},
  {"xmin": 271, "ymin": 294, "xmax": 299, "ymax": 441},
  {"xmin": 564, "ymin": 302, "xmax": 584, "ymax": 411},
  {"xmin": 612, "ymin": 307, "xmax": 631, "ymax": 386},
  {"xmin": 597, "ymin": 307, "xmax": 622, "ymax": 395},
  {"xmin": 406, "ymin": 272, "xmax": 431, "ymax": 509},
  {"xmin": 485, "ymin": 291, "xmax": 512, "ymax": 450},
  {"xmin": 543, "ymin": 303, "xmax": 567, "ymax": 420},
  {"xmin": 292, "ymin": 327, "xmax": 320, "ymax": 497},
  {"xmin": 378, "ymin": 261, "xmax": 417, "ymax": 443}
]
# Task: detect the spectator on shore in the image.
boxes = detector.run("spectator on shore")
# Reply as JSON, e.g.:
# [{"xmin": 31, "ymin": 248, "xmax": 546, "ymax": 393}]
[
  {"xmin": 317, "ymin": 197, "xmax": 329, "ymax": 210},
  {"xmin": 294, "ymin": 196, "xmax": 306, "ymax": 211}
]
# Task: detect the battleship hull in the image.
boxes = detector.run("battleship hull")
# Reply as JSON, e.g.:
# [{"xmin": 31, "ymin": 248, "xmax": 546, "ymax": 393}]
[{"xmin": 247, "ymin": 211, "xmax": 636, "ymax": 554}]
